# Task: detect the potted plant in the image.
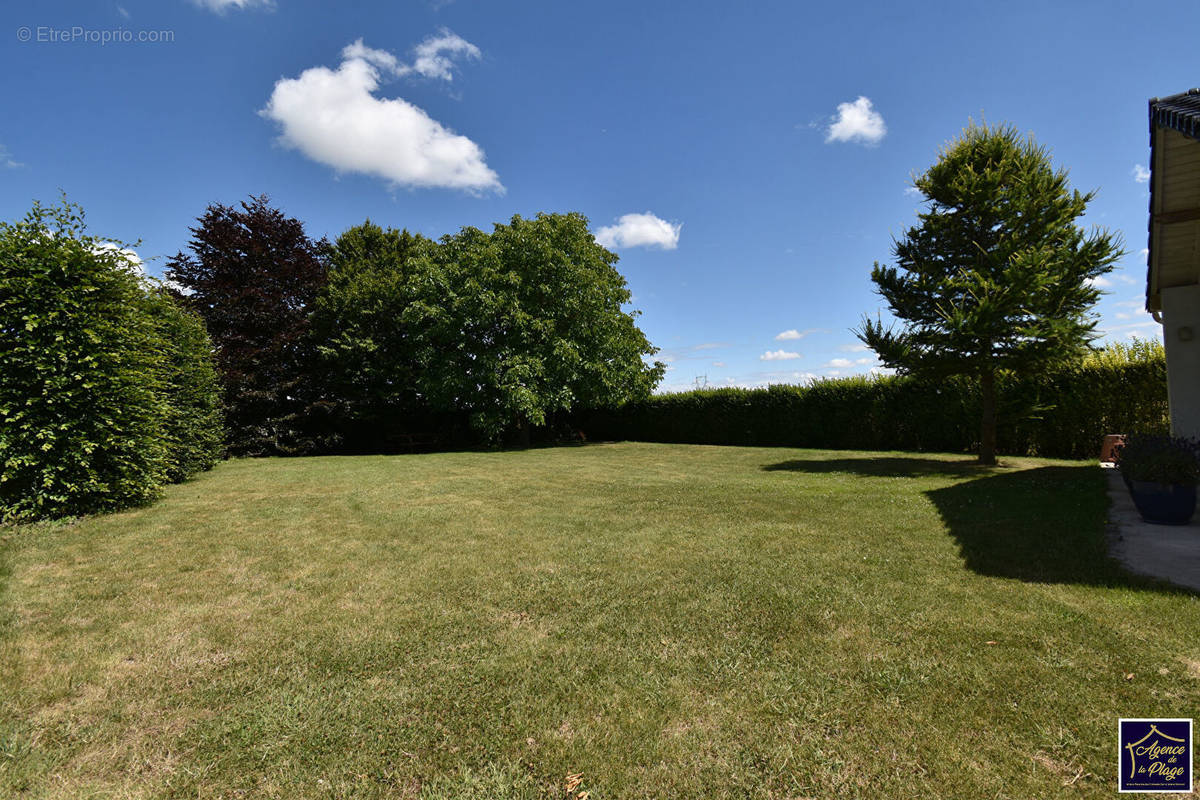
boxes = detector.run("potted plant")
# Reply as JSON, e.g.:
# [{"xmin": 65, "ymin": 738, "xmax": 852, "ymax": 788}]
[{"xmin": 1116, "ymin": 434, "xmax": 1200, "ymax": 525}]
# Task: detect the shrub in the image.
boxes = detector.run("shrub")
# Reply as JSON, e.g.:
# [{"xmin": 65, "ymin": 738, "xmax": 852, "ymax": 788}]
[
  {"xmin": 1116, "ymin": 434, "xmax": 1200, "ymax": 484},
  {"xmin": 143, "ymin": 287, "xmax": 224, "ymax": 481},
  {"xmin": 0, "ymin": 201, "xmax": 168, "ymax": 519},
  {"xmin": 0, "ymin": 200, "xmax": 224, "ymax": 521}
]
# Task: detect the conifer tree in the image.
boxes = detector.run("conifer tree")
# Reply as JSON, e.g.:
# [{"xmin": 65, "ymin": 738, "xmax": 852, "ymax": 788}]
[{"xmin": 856, "ymin": 123, "xmax": 1122, "ymax": 464}]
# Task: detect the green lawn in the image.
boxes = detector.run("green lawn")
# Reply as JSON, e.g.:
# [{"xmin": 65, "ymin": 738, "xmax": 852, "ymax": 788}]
[{"xmin": 2, "ymin": 442, "xmax": 1197, "ymax": 799}]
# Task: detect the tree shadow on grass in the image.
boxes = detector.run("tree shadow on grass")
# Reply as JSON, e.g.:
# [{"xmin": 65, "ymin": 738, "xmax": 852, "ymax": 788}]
[
  {"xmin": 764, "ymin": 457, "xmax": 1183, "ymax": 591},
  {"xmin": 763, "ymin": 456, "xmax": 994, "ymax": 480}
]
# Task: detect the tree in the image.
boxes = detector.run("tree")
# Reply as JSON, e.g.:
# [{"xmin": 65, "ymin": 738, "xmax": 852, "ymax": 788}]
[
  {"xmin": 402, "ymin": 212, "xmax": 664, "ymax": 443},
  {"xmin": 166, "ymin": 195, "xmax": 328, "ymax": 456},
  {"xmin": 271, "ymin": 211, "xmax": 661, "ymax": 449},
  {"xmin": 309, "ymin": 221, "xmax": 433, "ymax": 449},
  {"xmin": 856, "ymin": 123, "xmax": 1122, "ymax": 464}
]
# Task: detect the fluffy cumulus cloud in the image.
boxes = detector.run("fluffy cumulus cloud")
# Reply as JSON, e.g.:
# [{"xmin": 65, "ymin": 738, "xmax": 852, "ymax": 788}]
[
  {"xmin": 260, "ymin": 38, "xmax": 501, "ymax": 193},
  {"xmin": 193, "ymin": 0, "xmax": 273, "ymax": 12},
  {"xmin": 826, "ymin": 96, "xmax": 886, "ymax": 145},
  {"xmin": 1132, "ymin": 164, "xmax": 1151, "ymax": 184},
  {"xmin": 760, "ymin": 349, "xmax": 801, "ymax": 361},
  {"xmin": 595, "ymin": 212, "xmax": 681, "ymax": 250}
]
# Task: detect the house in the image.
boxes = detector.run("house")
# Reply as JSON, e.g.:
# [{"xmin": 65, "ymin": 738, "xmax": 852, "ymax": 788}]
[{"xmin": 1147, "ymin": 89, "xmax": 1200, "ymax": 438}]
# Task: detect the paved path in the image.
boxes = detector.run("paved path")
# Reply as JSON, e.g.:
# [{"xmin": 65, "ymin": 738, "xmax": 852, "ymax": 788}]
[{"xmin": 1106, "ymin": 469, "xmax": 1200, "ymax": 592}]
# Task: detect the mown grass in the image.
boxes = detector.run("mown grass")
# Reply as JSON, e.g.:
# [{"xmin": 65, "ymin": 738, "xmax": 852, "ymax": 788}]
[{"xmin": 1, "ymin": 442, "xmax": 1197, "ymax": 798}]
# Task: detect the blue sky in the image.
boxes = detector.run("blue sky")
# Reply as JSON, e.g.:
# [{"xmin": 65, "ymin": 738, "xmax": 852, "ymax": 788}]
[{"xmin": 2, "ymin": 0, "xmax": 1193, "ymax": 391}]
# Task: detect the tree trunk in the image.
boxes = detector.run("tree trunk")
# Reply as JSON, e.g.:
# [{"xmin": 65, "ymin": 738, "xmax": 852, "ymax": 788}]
[
  {"xmin": 979, "ymin": 368, "xmax": 997, "ymax": 465},
  {"xmin": 517, "ymin": 418, "xmax": 532, "ymax": 449}
]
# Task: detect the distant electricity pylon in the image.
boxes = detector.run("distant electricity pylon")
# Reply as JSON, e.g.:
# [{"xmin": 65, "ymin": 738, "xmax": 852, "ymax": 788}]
[{"xmin": 693, "ymin": 374, "xmax": 709, "ymax": 390}]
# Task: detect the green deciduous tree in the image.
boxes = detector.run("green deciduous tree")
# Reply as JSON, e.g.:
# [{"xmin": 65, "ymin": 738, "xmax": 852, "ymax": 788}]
[
  {"xmin": 856, "ymin": 123, "xmax": 1122, "ymax": 464},
  {"xmin": 414, "ymin": 213, "xmax": 665, "ymax": 443},
  {"xmin": 309, "ymin": 222, "xmax": 433, "ymax": 449},
  {"xmin": 311, "ymin": 212, "xmax": 664, "ymax": 446}
]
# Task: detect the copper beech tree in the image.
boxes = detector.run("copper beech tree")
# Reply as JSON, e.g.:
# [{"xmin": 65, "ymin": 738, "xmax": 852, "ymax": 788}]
[{"xmin": 166, "ymin": 195, "xmax": 329, "ymax": 456}]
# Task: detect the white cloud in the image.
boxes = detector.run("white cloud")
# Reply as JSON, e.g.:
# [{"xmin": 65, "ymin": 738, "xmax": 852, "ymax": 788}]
[
  {"xmin": 904, "ymin": 186, "xmax": 922, "ymax": 197},
  {"xmin": 839, "ymin": 343, "xmax": 870, "ymax": 353},
  {"xmin": 193, "ymin": 0, "xmax": 273, "ymax": 12},
  {"xmin": 117, "ymin": 5, "xmax": 131, "ymax": 19},
  {"xmin": 595, "ymin": 212, "xmax": 681, "ymax": 250},
  {"xmin": 91, "ymin": 242, "xmax": 143, "ymax": 275},
  {"xmin": 1087, "ymin": 275, "xmax": 1114, "ymax": 289},
  {"xmin": 825, "ymin": 357, "xmax": 854, "ymax": 368},
  {"xmin": 774, "ymin": 327, "xmax": 824, "ymax": 341},
  {"xmin": 855, "ymin": 357, "xmax": 875, "ymax": 365},
  {"xmin": 760, "ymin": 349, "xmax": 802, "ymax": 361},
  {"xmin": 712, "ymin": 361, "xmax": 726, "ymax": 367},
  {"xmin": 404, "ymin": 28, "xmax": 481, "ymax": 81},
  {"xmin": 826, "ymin": 96, "xmax": 886, "ymax": 145},
  {"xmin": 1, "ymin": 144, "xmax": 22, "ymax": 169},
  {"xmin": 260, "ymin": 39, "xmax": 502, "ymax": 193},
  {"xmin": 1132, "ymin": 164, "xmax": 1151, "ymax": 184}
]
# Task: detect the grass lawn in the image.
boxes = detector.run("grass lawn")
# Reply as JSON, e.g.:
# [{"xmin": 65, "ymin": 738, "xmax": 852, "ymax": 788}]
[{"xmin": 2, "ymin": 442, "xmax": 1198, "ymax": 799}]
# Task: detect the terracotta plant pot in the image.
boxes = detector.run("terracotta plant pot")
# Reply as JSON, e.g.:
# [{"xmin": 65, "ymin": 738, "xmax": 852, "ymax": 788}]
[
  {"xmin": 1128, "ymin": 480, "xmax": 1197, "ymax": 525},
  {"xmin": 1100, "ymin": 434, "xmax": 1125, "ymax": 465}
]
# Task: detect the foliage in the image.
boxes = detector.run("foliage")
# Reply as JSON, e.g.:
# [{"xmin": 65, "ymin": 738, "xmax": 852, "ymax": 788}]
[
  {"xmin": 418, "ymin": 213, "xmax": 665, "ymax": 441},
  {"xmin": 166, "ymin": 195, "xmax": 328, "ymax": 456},
  {"xmin": 308, "ymin": 222, "xmax": 435, "ymax": 449},
  {"xmin": 1081, "ymin": 335, "xmax": 1163, "ymax": 367},
  {"xmin": 313, "ymin": 212, "xmax": 664, "ymax": 444},
  {"xmin": 1116, "ymin": 434, "xmax": 1200, "ymax": 485},
  {"xmin": 857, "ymin": 123, "xmax": 1123, "ymax": 463},
  {"xmin": 0, "ymin": 200, "xmax": 220, "ymax": 521},
  {"xmin": 142, "ymin": 287, "xmax": 224, "ymax": 481},
  {"xmin": 579, "ymin": 341, "xmax": 1168, "ymax": 459}
]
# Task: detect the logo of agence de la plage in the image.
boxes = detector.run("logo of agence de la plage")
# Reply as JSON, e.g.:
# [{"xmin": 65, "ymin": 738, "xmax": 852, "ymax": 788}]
[{"xmin": 1119, "ymin": 718, "xmax": 1193, "ymax": 793}]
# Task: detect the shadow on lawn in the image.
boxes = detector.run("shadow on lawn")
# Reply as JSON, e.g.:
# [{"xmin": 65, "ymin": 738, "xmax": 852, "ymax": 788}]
[
  {"xmin": 765, "ymin": 457, "xmax": 1179, "ymax": 590},
  {"xmin": 763, "ymin": 456, "xmax": 993, "ymax": 480}
]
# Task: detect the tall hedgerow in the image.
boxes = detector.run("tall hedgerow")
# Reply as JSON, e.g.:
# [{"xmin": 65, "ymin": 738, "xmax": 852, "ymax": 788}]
[
  {"xmin": 0, "ymin": 200, "xmax": 224, "ymax": 521},
  {"xmin": 578, "ymin": 339, "xmax": 1167, "ymax": 459},
  {"xmin": 143, "ymin": 287, "xmax": 224, "ymax": 481}
]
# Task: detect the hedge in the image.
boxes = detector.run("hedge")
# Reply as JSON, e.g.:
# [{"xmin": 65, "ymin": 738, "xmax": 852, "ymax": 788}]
[
  {"xmin": 0, "ymin": 200, "xmax": 224, "ymax": 521},
  {"xmin": 578, "ymin": 347, "xmax": 1167, "ymax": 460}
]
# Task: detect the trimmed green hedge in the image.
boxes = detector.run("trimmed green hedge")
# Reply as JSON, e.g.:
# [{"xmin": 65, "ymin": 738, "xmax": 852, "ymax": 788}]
[
  {"xmin": 0, "ymin": 201, "xmax": 224, "ymax": 521},
  {"xmin": 579, "ymin": 347, "xmax": 1167, "ymax": 459}
]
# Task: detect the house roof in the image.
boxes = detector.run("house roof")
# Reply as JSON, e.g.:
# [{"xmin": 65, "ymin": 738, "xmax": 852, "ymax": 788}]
[
  {"xmin": 1146, "ymin": 89, "xmax": 1200, "ymax": 312},
  {"xmin": 1152, "ymin": 89, "xmax": 1200, "ymax": 141}
]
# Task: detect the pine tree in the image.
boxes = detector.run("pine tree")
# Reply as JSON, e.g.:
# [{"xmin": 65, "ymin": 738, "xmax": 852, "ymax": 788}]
[{"xmin": 856, "ymin": 123, "xmax": 1122, "ymax": 464}]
